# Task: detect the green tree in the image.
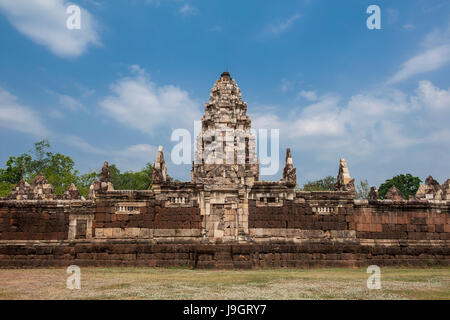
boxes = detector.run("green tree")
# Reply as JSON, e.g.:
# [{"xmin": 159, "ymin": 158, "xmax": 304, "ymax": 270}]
[
  {"xmin": 0, "ymin": 154, "xmax": 33, "ymax": 184},
  {"xmin": 0, "ymin": 182, "xmax": 15, "ymax": 197},
  {"xmin": 77, "ymin": 171, "xmax": 98, "ymax": 198},
  {"xmin": 378, "ymin": 174, "xmax": 421, "ymax": 200},
  {"xmin": 0, "ymin": 140, "xmax": 80, "ymax": 196},
  {"xmin": 356, "ymin": 179, "xmax": 370, "ymax": 199},
  {"xmin": 107, "ymin": 163, "xmax": 153, "ymax": 190},
  {"xmin": 301, "ymin": 176, "xmax": 336, "ymax": 191},
  {"xmin": 0, "ymin": 140, "xmax": 157, "ymax": 198}
]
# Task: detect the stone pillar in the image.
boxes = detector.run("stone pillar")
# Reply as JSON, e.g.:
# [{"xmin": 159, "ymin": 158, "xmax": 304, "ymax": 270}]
[{"xmin": 335, "ymin": 158, "xmax": 355, "ymax": 192}]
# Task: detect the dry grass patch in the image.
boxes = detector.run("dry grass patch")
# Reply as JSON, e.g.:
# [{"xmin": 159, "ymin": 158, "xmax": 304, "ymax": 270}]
[{"xmin": 0, "ymin": 267, "xmax": 448, "ymax": 300}]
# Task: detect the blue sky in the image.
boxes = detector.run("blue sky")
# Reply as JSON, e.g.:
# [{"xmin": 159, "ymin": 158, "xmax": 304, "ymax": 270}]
[{"xmin": 0, "ymin": 0, "xmax": 449, "ymax": 187}]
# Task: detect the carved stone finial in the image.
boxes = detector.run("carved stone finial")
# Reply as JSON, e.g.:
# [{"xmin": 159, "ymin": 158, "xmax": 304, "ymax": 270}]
[
  {"xmin": 335, "ymin": 158, "xmax": 354, "ymax": 192},
  {"xmin": 63, "ymin": 183, "xmax": 81, "ymax": 200},
  {"xmin": 6, "ymin": 178, "xmax": 32, "ymax": 200},
  {"xmin": 415, "ymin": 184, "xmax": 426, "ymax": 199},
  {"xmin": 99, "ymin": 161, "xmax": 111, "ymax": 183},
  {"xmin": 152, "ymin": 146, "xmax": 167, "ymax": 185},
  {"xmin": 417, "ymin": 175, "xmax": 442, "ymax": 200},
  {"xmin": 221, "ymin": 71, "xmax": 231, "ymax": 79},
  {"xmin": 281, "ymin": 148, "xmax": 296, "ymax": 186},
  {"xmin": 368, "ymin": 186, "xmax": 379, "ymax": 201},
  {"xmin": 442, "ymin": 179, "xmax": 450, "ymax": 200},
  {"xmin": 30, "ymin": 172, "xmax": 47, "ymax": 186},
  {"xmin": 30, "ymin": 173, "xmax": 54, "ymax": 200},
  {"xmin": 385, "ymin": 185, "xmax": 405, "ymax": 200},
  {"xmin": 93, "ymin": 161, "xmax": 114, "ymax": 193}
]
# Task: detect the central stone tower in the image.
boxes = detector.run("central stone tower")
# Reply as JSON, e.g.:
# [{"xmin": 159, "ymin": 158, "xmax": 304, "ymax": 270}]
[{"xmin": 191, "ymin": 71, "xmax": 259, "ymax": 187}]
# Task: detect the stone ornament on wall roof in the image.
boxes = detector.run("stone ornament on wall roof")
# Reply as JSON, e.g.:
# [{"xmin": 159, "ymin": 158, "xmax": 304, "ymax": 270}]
[
  {"xmin": 152, "ymin": 145, "xmax": 168, "ymax": 185},
  {"xmin": 368, "ymin": 186, "xmax": 379, "ymax": 201},
  {"xmin": 335, "ymin": 158, "xmax": 355, "ymax": 192},
  {"xmin": 6, "ymin": 173, "xmax": 55, "ymax": 200},
  {"xmin": 281, "ymin": 148, "xmax": 296, "ymax": 186},
  {"xmin": 385, "ymin": 185, "xmax": 405, "ymax": 200},
  {"xmin": 64, "ymin": 183, "xmax": 83, "ymax": 200},
  {"xmin": 442, "ymin": 179, "xmax": 450, "ymax": 200},
  {"xmin": 416, "ymin": 175, "xmax": 445, "ymax": 200}
]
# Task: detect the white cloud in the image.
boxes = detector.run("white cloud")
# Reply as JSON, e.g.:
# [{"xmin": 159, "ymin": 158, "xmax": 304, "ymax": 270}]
[
  {"xmin": 0, "ymin": 86, "xmax": 156, "ymax": 172},
  {"xmin": 388, "ymin": 26, "xmax": 450, "ymax": 83},
  {"xmin": 45, "ymin": 90, "xmax": 87, "ymax": 118},
  {"xmin": 112, "ymin": 144, "xmax": 158, "ymax": 170},
  {"xmin": 0, "ymin": 87, "xmax": 50, "ymax": 136},
  {"xmin": 415, "ymin": 80, "xmax": 450, "ymax": 110},
  {"xmin": 299, "ymin": 90, "xmax": 317, "ymax": 101},
  {"xmin": 49, "ymin": 109, "xmax": 64, "ymax": 119},
  {"xmin": 100, "ymin": 65, "xmax": 202, "ymax": 135},
  {"xmin": 59, "ymin": 134, "xmax": 106, "ymax": 154},
  {"xmin": 179, "ymin": 4, "xmax": 198, "ymax": 17},
  {"xmin": 264, "ymin": 13, "xmax": 301, "ymax": 37},
  {"xmin": 252, "ymin": 81, "xmax": 450, "ymax": 160},
  {"xmin": 0, "ymin": 0, "xmax": 100, "ymax": 58},
  {"xmin": 388, "ymin": 44, "xmax": 450, "ymax": 84},
  {"xmin": 280, "ymin": 79, "xmax": 293, "ymax": 93},
  {"xmin": 56, "ymin": 134, "xmax": 157, "ymax": 171}
]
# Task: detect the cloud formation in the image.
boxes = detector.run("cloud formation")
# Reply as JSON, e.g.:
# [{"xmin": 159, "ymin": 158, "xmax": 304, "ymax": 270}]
[
  {"xmin": 0, "ymin": 0, "xmax": 100, "ymax": 58},
  {"xmin": 178, "ymin": 4, "xmax": 198, "ymax": 17},
  {"xmin": 388, "ymin": 26, "xmax": 450, "ymax": 83},
  {"xmin": 0, "ymin": 87, "xmax": 50, "ymax": 136},
  {"xmin": 100, "ymin": 65, "xmax": 202, "ymax": 136},
  {"xmin": 263, "ymin": 13, "xmax": 301, "ymax": 37},
  {"xmin": 388, "ymin": 44, "xmax": 450, "ymax": 84},
  {"xmin": 251, "ymin": 81, "xmax": 450, "ymax": 160}
]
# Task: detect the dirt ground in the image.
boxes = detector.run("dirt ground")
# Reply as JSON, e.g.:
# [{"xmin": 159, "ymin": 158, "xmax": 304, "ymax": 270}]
[{"xmin": 0, "ymin": 266, "xmax": 449, "ymax": 300}]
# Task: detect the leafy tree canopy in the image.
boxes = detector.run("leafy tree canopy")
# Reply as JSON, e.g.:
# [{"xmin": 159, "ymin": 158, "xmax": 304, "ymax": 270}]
[
  {"xmin": 0, "ymin": 140, "xmax": 155, "ymax": 198},
  {"xmin": 0, "ymin": 140, "xmax": 79, "ymax": 195},
  {"xmin": 378, "ymin": 174, "xmax": 421, "ymax": 200},
  {"xmin": 108, "ymin": 163, "xmax": 153, "ymax": 190},
  {"xmin": 301, "ymin": 176, "xmax": 336, "ymax": 191}
]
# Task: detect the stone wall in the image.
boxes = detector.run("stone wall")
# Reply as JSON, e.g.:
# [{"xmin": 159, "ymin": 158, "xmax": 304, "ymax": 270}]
[
  {"xmin": 0, "ymin": 200, "xmax": 93, "ymax": 241},
  {"xmin": 93, "ymin": 190, "xmax": 202, "ymax": 240},
  {"xmin": 354, "ymin": 200, "xmax": 450, "ymax": 240},
  {"xmin": 0, "ymin": 241, "xmax": 448, "ymax": 268}
]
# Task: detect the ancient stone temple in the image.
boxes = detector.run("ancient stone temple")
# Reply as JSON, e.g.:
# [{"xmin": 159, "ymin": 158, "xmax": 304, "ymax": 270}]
[{"xmin": 0, "ymin": 72, "xmax": 449, "ymax": 268}]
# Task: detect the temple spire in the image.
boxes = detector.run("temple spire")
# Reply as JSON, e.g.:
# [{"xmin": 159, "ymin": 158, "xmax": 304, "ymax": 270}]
[
  {"xmin": 152, "ymin": 146, "xmax": 168, "ymax": 185},
  {"xmin": 282, "ymin": 148, "xmax": 296, "ymax": 185},
  {"xmin": 335, "ymin": 158, "xmax": 355, "ymax": 192}
]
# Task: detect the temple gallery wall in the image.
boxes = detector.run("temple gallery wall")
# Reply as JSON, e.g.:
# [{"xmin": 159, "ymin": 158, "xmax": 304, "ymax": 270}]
[{"xmin": 0, "ymin": 72, "xmax": 449, "ymax": 268}]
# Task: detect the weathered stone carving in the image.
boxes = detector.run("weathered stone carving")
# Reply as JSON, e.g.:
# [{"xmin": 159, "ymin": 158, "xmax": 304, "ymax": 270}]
[
  {"xmin": 416, "ymin": 175, "xmax": 442, "ymax": 200},
  {"xmin": 30, "ymin": 173, "xmax": 54, "ymax": 200},
  {"xmin": 334, "ymin": 158, "xmax": 354, "ymax": 192},
  {"xmin": 152, "ymin": 146, "xmax": 167, "ymax": 185},
  {"xmin": 281, "ymin": 148, "xmax": 296, "ymax": 186},
  {"xmin": 99, "ymin": 161, "xmax": 111, "ymax": 183},
  {"xmin": 7, "ymin": 178, "xmax": 32, "ymax": 200},
  {"xmin": 93, "ymin": 161, "xmax": 114, "ymax": 194},
  {"xmin": 415, "ymin": 184, "xmax": 426, "ymax": 199},
  {"xmin": 64, "ymin": 183, "xmax": 82, "ymax": 200},
  {"xmin": 442, "ymin": 179, "xmax": 450, "ymax": 200},
  {"xmin": 368, "ymin": 186, "xmax": 379, "ymax": 201},
  {"xmin": 385, "ymin": 185, "xmax": 405, "ymax": 200}
]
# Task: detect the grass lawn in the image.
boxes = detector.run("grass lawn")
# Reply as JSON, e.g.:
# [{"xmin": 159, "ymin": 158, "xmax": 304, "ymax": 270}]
[{"xmin": 0, "ymin": 267, "xmax": 449, "ymax": 300}]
